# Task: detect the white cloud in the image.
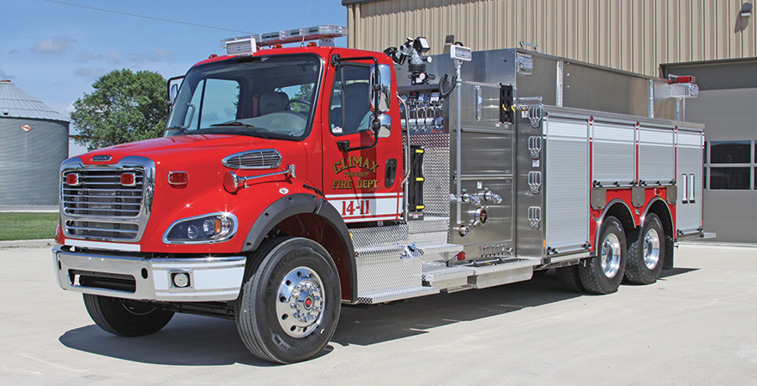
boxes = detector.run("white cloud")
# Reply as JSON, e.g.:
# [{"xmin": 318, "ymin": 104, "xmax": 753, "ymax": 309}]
[
  {"xmin": 127, "ymin": 53, "xmax": 157, "ymax": 64},
  {"xmin": 32, "ymin": 37, "xmax": 77, "ymax": 54},
  {"xmin": 104, "ymin": 51, "xmax": 122, "ymax": 64},
  {"xmin": 0, "ymin": 68, "xmax": 10, "ymax": 79},
  {"xmin": 74, "ymin": 53, "xmax": 95, "ymax": 63},
  {"xmin": 74, "ymin": 67, "xmax": 107, "ymax": 79},
  {"xmin": 153, "ymin": 48, "xmax": 172, "ymax": 57}
]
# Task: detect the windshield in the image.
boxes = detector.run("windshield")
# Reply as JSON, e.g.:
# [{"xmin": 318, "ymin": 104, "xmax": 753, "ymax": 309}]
[{"xmin": 166, "ymin": 54, "xmax": 321, "ymax": 140}]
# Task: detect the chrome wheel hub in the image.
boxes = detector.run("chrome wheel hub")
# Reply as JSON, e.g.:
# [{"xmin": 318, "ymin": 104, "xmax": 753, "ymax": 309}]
[
  {"xmin": 601, "ymin": 233, "xmax": 622, "ymax": 278},
  {"xmin": 276, "ymin": 266, "xmax": 325, "ymax": 338},
  {"xmin": 643, "ymin": 228, "xmax": 661, "ymax": 270}
]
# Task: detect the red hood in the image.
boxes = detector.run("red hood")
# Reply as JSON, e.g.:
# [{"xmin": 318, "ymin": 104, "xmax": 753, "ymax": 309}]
[{"xmin": 78, "ymin": 134, "xmax": 278, "ymax": 165}]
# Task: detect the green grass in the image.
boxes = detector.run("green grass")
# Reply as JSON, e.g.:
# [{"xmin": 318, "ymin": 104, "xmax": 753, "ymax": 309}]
[{"xmin": 0, "ymin": 212, "xmax": 59, "ymax": 241}]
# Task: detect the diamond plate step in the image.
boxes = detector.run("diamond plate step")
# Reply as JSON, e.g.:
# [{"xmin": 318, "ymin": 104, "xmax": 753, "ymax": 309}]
[
  {"xmin": 422, "ymin": 264, "xmax": 475, "ymax": 290},
  {"xmin": 357, "ymin": 286, "xmax": 440, "ymax": 304},
  {"xmin": 413, "ymin": 242, "xmax": 464, "ymax": 262}
]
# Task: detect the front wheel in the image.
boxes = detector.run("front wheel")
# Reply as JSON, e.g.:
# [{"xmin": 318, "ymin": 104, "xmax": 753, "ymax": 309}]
[
  {"xmin": 625, "ymin": 213, "xmax": 666, "ymax": 284},
  {"xmin": 83, "ymin": 294, "xmax": 174, "ymax": 337},
  {"xmin": 235, "ymin": 237, "xmax": 341, "ymax": 364},
  {"xmin": 579, "ymin": 216, "xmax": 627, "ymax": 294}
]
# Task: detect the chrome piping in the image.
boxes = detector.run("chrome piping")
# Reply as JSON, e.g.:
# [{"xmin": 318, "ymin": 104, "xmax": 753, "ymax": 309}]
[
  {"xmin": 455, "ymin": 58, "xmax": 463, "ymax": 225},
  {"xmin": 398, "ymin": 93, "xmax": 411, "ymax": 222}
]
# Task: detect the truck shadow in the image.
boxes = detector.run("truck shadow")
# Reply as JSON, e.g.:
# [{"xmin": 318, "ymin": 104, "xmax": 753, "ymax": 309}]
[{"xmin": 58, "ymin": 268, "xmax": 698, "ymax": 366}]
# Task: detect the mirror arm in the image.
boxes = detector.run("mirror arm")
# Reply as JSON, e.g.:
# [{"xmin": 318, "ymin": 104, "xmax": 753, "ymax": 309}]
[{"xmin": 337, "ymin": 117, "xmax": 381, "ymax": 153}]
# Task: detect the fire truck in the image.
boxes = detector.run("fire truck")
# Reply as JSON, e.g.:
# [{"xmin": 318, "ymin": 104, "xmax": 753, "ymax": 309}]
[{"xmin": 52, "ymin": 25, "xmax": 708, "ymax": 363}]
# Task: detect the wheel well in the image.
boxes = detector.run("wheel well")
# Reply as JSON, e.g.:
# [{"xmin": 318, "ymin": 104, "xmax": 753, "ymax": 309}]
[
  {"xmin": 646, "ymin": 199, "xmax": 673, "ymax": 240},
  {"xmin": 603, "ymin": 202, "xmax": 637, "ymax": 246},
  {"xmin": 268, "ymin": 214, "xmax": 353, "ymax": 302}
]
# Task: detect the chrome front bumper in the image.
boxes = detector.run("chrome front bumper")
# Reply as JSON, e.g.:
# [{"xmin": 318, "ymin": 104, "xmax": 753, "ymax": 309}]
[{"xmin": 52, "ymin": 246, "xmax": 246, "ymax": 302}]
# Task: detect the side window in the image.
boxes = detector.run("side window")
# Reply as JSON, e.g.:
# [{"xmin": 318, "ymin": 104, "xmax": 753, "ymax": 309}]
[
  {"xmin": 706, "ymin": 140, "xmax": 753, "ymax": 190},
  {"xmin": 187, "ymin": 79, "xmax": 240, "ymax": 129},
  {"xmin": 330, "ymin": 65, "xmax": 371, "ymax": 135}
]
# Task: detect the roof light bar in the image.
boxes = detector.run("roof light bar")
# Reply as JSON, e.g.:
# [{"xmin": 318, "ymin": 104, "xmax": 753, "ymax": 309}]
[
  {"xmin": 221, "ymin": 25, "xmax": 347, "ymax": 54},
  {"xmin": 222, "ymin": 36, "xmax": 257, "ymax": 56}
]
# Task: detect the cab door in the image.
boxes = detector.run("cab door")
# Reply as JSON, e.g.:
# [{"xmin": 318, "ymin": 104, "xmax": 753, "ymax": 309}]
[{"xmin": 322, "ymin": 55, "xmax": 404, "ymax": 223}]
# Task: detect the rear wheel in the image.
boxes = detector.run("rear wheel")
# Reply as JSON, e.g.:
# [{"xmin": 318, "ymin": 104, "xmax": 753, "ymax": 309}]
[
  {"xmin": 625, "ymin": 213, "xmax": 665, "ymax": 284},
  {"xmin": 579, "ymin": 216, "xmax": 627, "ymax": 294},
  {"xmin": 83, "ymin": 294, "xmax": 174, "ymax": 337},
  {"xmin": 555, "ymin": 265, "xmax": 584, "ymax": 292},
  {"xmin": 235, "ymin": 237, "xmax": 341, "ymax": 364}
]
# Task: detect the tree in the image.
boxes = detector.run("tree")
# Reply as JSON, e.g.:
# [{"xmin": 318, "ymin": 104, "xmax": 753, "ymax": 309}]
[{"xmin": 70, "ymin": 69, "xmax": 167, "ymax": 150}]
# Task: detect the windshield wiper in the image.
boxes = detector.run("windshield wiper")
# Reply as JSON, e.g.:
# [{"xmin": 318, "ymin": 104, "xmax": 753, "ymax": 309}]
[
  {"xmin": 165, "ymin": 125, "xmax": 190, "ymax": 135},
  {"xmin": 210, "ymin": 121, "xmax": 257, "ymax": 128},
  {"xmin": 207, "ymin": 121, "xmax": 271, "ymax": 139}
]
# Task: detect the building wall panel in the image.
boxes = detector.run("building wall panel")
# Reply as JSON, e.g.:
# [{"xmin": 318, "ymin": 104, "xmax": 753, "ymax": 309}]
[{"xmin": 345, "ymin": 0, "xmax": 757, "ymax": 77}]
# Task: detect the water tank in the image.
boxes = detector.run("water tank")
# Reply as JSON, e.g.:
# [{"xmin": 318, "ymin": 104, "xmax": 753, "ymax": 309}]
[{"xmin": 0, "ymin": 80, "xmax": 69, "ymax": 205}]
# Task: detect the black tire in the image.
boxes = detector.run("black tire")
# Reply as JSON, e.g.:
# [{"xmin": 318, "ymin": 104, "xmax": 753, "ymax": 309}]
[
  {"xmin": 579, "ymin": 216, "xmax": 627, "ymax": 294},
  {"xmin": 555, "ymin": 265, "xmax": 585, "ymax": 292},
  {"xmin": 625, "ymin": 213, "xmax": 665, "ymax": 284},
  {"xmin": 235, "ymin": 237, "xmax": 341, "ymax": 364},
  {"xmin": 83, "ymin": 294, "xmax": 174, "ymax": 337}
]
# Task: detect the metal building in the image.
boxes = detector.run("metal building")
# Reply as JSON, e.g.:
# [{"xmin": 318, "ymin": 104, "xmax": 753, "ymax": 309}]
[
  {"xmin": 344, "ymin": 0, "xmax": 756, "ymax": 77},
  {"xmin": 662, "ymin": 59, "xmax": 757, "ymax": 243},
  {"xmin": 0, "ymin": 80, "xmax": 69, "ymax": 205}
]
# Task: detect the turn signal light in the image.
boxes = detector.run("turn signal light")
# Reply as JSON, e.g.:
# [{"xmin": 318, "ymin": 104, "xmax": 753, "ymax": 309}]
[
  {"xmin": 456, "ymin": 251, "xmax": 466, "ymax": 261},
  {"xmin": 120, "ymin": 172, "xmax": 136, "ymax": 186},
  {"xmin": 168, "ymin": 171, "xmax": 188, "ymax": 186},
  {"xmin": 66, "ymin": 173, "xmax": 80, "ymax": 186}
]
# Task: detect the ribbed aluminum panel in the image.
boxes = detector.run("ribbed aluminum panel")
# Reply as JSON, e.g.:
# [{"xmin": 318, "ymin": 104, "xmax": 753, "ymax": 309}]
[
  {"xmin": 545, "ymin": 117, "xmax": 589, "ymax": 252},
  {"xmin": 676, "ymin": 129, "xmax": 703, "ymax": 234},
  {"xmin": 592, "ymin": 122, "xmax": 635, "ymax": 185},
  {"xmin": 639, "ymin": 127, "xmax": 675, "ymax": 183}
]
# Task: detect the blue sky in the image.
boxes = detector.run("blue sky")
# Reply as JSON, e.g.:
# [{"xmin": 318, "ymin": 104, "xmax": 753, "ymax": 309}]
[{"xmin": 1, "ymin": 0, "xmax": 347, "ymax": 154}]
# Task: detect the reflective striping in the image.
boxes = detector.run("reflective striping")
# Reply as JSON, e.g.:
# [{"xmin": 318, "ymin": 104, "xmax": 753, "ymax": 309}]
[{"xmin": 327, "ymin": 193, "xmax": 402, "ymax": 223}]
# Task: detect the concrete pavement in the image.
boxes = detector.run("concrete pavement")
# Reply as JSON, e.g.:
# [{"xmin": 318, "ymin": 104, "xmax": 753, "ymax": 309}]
[{"xmin": 1, "ymin": 244, "xmax": 755, "ymax": 385}]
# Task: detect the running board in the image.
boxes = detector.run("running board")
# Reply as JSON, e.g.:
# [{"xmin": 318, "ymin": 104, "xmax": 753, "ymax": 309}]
[
  {"xmin": 423, "ymin": 258, "xmax": 541, "ymax": 291},
  {"xmin": 357, "ymin": 287, "xmax": 440, "ymax": 304}
]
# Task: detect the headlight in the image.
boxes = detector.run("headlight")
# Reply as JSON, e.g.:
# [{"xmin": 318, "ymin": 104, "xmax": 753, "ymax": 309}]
[{"xmin": 163, "ymin": 213, "xmax": 238, "ymax": 244}]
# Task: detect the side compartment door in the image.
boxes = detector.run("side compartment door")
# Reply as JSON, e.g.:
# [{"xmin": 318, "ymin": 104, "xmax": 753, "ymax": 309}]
[
  {"xmin": 676, "ymin": 128, "xmax": 704, "ymax": 235},
  {"xmin": 322, "ymin": 59, "xmax": 404, "ymax": 223},
  {"xmin": 544, "ymin": 115, "xmax": 590, "ymax": 253}
]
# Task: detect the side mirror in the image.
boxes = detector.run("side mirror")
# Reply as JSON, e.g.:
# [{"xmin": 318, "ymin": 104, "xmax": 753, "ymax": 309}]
[
  {"xmin": 369, "ymin": 64, "xmax": 392, "ymax": 113},
  {"xmin": 167, "ymin": 76, "xmax": 184, "ymax": 106},
  {"xmin": 374, "ymin": 113, "xmax": 391, "ymax": 138}
]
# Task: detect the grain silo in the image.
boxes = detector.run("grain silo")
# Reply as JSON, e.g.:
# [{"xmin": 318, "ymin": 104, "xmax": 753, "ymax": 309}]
[{"xmin": 0, "ymin": 80, "xmax": 69, "ymax": 205}]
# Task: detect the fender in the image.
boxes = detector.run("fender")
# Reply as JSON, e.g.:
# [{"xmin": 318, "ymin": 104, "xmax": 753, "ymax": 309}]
[
  {"xmin": 641, "ymin": 196, "xmax": 672, "ymax": 227},
  {"xmin": 594, "ymin": 198, "xmax": 635, "ymax": 254},
  {"xmin": 242, "ymin": 193, "xmax": 357, "ymax": 302}
]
